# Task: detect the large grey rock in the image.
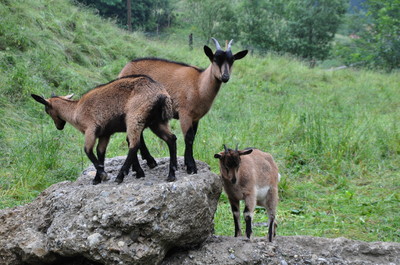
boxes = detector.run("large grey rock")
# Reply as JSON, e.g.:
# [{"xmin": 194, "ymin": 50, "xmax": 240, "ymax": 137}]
[
  {"xmin": 163, "ymin": 235, "xmax": 400, "ymax": 265},
  {"xmin": 2, "ymin": 156, "xmax": 399, "ymax": 265},
  {"xmin": 0, "ymin": 156, "xmax": 222, "ymax": 265}
]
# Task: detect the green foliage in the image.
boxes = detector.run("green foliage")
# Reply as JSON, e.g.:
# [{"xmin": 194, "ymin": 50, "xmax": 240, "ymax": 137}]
[
  {"xmin": 334, "ymin": 0, "xmax": 400, "ymax": 70},
  {"xmin": 0, "ymin": 0, "xmax": 399, "ymax": 243},
  {"xmin": 284, "ymin": 0, "xmax": 347, "ymax": 61},
  {"xmin": 238, "ymin": 0, "xmax": 347, "ymax": 62},
  {"xmin": 76, "ymin": 0, "xmax": 174, "ymax": 31},
  {"xmin": 238, "ymin": 0, "xmax": 289, "ymax": 51},
  {"xmin": 183, "ymin": 0, "xmax": 239, "ymax": 43}
]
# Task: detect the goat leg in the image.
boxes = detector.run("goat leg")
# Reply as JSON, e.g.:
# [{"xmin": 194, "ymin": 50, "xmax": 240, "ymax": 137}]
[
  {"xmin": 116, "ymin": 145, "xmax": 144, "ymax": 184},
  {"xmin": 268, "ymin": 217, "xmax": 276, "ymax": 242},
  {"xmin": 84, "ymin": 133, "xmax": 105, "ymax": 185},
  {"xmin": 96, "ymin": 136, "xmax": 110, "ymax": 182},
  {"xmin": 229, "ymin": 199, "xmax": 242, "ymax": 237},
  {"xmin": 139, "ymin": 132, "xmax": 157, "ymax": 168},
  {"xmin": 243, "ymin": 198, "xmax": 256, "ymax": 239},
  {"xmin": 150, "ymin": 123, "xmax": 177, "ymax": 182},
  {"xmin": 183, "ymin": 121, "xmax": 198, "ymax": 174},
  {"xmin": 244, "ymin": 206, "xmax": 253, "ymax": 239}
]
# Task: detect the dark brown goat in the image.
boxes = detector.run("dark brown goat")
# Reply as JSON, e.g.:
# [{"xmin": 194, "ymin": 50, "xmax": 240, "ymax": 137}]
[
  {"xmin": 118, "ymin": 38, "xmax": 248, "ymax": 174},
  {"xmin": 214, "ymin": 145, "xmax": 280, "ymax": 242},
  {"xmin": 31, "ymin": 75, "xmax": 177, "ymax": 184}
]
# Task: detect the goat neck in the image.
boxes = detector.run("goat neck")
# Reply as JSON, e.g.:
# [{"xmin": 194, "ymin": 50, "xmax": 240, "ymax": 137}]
[
  {"xmin": 198, "ymin": 65, "xmax": 222, "ymax": 104},
  {"xmin": 49, "ymin": 97, "xmax": 80, "ymax": 130}
]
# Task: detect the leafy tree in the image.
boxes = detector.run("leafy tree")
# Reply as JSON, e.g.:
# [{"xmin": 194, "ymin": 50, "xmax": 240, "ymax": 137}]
[
  {"xmin": 284, "ymin": 0, "xmax": 347, "ymax": 62},
  {"xmin": 184, "ymin": 0, "xmax": 239, "ymax": 44},
  {"xmin": 237, "ymin": 0, "xmax": 346, "ymax": 63},
  {"xmin": 76, "ymin": 0, "xmax": 174, "ymax": 32},
  {"xmin": 364, "ymin": 0, "xmax": 400, "ymax": 70},
  {"xmin": 334, "ymin": 0, "xmax": 400, "ymax": 70},
  {"xmin": 238, "ymin": 0, "xmax": 289, "ymax": 51}
]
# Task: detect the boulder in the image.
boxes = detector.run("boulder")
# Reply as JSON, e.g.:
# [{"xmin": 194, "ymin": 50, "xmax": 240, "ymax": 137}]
[
  {"xmin": 0, "ymin": 156, "xmax": 222, "ymax": 265},
  {"xmin": 1, "ymin": 156, "xmax": 399, "ymax": 265}
]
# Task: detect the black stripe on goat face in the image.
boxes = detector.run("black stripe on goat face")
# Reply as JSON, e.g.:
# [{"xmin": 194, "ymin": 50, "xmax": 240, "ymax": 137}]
[
  {"xmin": 213, "ymin": 50, "xmax": 234, "ymax": 83},
  {"xmin": 223, "ymin": 150, "xmax": 241, "ymax": 184}
]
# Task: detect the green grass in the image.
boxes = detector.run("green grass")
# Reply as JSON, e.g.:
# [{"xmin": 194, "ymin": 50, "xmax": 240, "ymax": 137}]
[{"xmin": 1, "ymin": 0, "xmax": 399, "ymax": 242}]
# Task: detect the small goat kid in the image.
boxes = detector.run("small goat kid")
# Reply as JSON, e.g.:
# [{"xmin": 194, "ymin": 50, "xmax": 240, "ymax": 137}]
[
  {"xmin": 118, "ymin": 38, "xmax": 248, "ymax": 174},
  {"xmin": 31, "ymin": 75, "xmax": 177, "ymax": 185},
  {"xmin": 214, "ymin": 145, "xmax": 279, "ymax": 242}
]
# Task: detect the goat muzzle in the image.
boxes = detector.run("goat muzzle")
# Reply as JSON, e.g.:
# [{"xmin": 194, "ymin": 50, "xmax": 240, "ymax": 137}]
[{"xmin": 221, "ymin": 74, "xmax": 230, "ymax": 83}]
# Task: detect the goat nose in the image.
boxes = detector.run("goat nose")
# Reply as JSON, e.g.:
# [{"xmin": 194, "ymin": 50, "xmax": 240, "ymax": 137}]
[{"xmin": 221, "ymin": 74, "xmax": 230, "ymax": 83}]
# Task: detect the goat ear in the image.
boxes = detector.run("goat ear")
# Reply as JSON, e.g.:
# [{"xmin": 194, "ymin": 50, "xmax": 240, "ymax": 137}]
[
  {"xmin": 204, "ymin": 46, "xmax": 214, "ymax": 61},
  {"xmin": 214, "ymin": 153, "xmax": 222, "ymax": 159},
  {"xmin": 239, "ymin": 149, "xmax": 253, "ymax": 156},
  {"xmin": 234, "ymin": 50, "xmax": 248, "ymax": 61},
  {"xmin": 31, "ymin": 94, "xmax": 49, "ymax": 106}
]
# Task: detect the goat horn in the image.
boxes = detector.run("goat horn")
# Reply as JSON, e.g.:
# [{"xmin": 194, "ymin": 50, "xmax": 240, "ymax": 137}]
[
  {"xmin": 227, "ymin": 39, "xmax": 233, "ymax": 51},
  {"xmin": 51, "ymin": 92, "xmax": 56, "ymax": 97},
  {"xmin": 223, "ymin": 144, "xmax": 228, "ymax": 153},
  {"xmin": 235, "ymin": 143, "xmax": 239, "ymax": 151},
  {"xmin": 211, "ymin": 37, "xmax": 222, "ymax": 51}
]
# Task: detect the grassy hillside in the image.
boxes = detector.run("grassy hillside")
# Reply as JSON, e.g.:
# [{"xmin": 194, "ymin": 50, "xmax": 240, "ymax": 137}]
[{"xmin": 1, "ymin": 0, "xmax": 399, "ymax": 242}]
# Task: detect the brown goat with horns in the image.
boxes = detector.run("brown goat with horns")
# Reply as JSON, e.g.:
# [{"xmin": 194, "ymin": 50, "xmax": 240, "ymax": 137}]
[
  {"xmin": 32, "ymin": 75, "xmax": 177, "ymax": 185},
  {"xmin": 118, "ymin": 38, "xmax": 248, "ymax": 174},
  {"xmin": 214, "ymin": 145, "xmax": 280, "ymax": 242}
]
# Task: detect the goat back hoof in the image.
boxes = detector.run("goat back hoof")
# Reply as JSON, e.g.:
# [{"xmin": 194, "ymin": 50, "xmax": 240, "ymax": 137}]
[
  {"xmin": 147, "ymin": 159, "xmax": 157, "ymax": 169},
  {"xmin": 100, "ymin": 171, "xmax": 109, "ymax": 181},
  {"xmin": 115, "ymin": 177, "xmax": 124, "ymax": 184},
  {"xmin": 166, "ymin": 176, "xmax": 176, "ymax": 182},
  {"xmin": 92, "ymin": 179, "xmax": 101, "ymax": 185}
]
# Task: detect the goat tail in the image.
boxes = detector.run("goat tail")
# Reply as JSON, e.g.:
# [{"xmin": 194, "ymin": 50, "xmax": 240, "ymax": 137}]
[{"xmin": 157, "ymin": 94, "xmax": 174, "ymax": 122}]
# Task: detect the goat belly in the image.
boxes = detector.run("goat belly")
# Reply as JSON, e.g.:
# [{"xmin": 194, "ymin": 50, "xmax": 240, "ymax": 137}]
[
  {"xmin": 96, "ymin": 115, "xmax": 127, "ymax": 136},
  {"xmin": 256, "ymin": 186, "xmax": 271, "ymax": 204}
]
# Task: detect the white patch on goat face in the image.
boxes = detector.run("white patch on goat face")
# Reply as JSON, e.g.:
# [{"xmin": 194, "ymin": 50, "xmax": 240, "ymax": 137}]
[{"xmin": 256, "ymin": 186, "xmax": 271, "ymax": 204}]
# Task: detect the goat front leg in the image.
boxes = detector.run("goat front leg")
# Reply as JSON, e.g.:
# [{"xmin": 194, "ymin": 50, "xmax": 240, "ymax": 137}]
[
  {"xmin": 181, "ymin": 116, "xmax": 198, "ymax": 174},
  {"xmin": 150, "ymin": 122, "xmax": 177, "ymax": 182},
  {"xmin": 96, "ymin": 136, "xmax": 110, "ymax": 182},
  {"xmin": 84, "ymin": 132, "xmax": 104, "ymax": 185},
  {"xmin": 229, "ymin": 199, "xmax": 242, "ymax": 237},
  {"xmin": 244, "ymin": 196, "xmax": 256, "ymax": 239}
]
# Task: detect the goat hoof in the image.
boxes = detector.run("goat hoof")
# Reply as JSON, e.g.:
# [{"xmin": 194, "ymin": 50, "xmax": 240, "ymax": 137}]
[
  {"xmin": 92, "ymin": 179, "xmax": 101, "ymax": 185},
  {"xmin": 136, "ymin": 172, "xmax": 145, "ymax": 179},
  {"xmin": 186, "ymin": 167, "xmax": 197, "ymax": 174},
  {"xmin": 115, "ymin": 177, "xmax": 124, "ymax": 184},
  {"xmin": 100, "ymin": 171, "xmax": 109, "ymax": 181},
  {"xmin": 146, "ymin": 159, "xmax": 157, "ymax": 169},
  {"xmin": 166, "ymin": 176, "xmax": 176, "ymax": 182}
]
